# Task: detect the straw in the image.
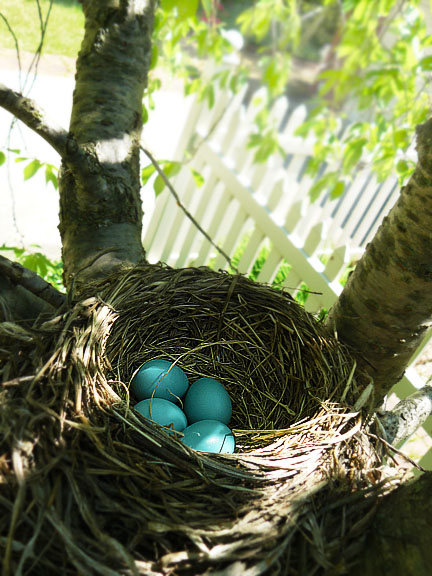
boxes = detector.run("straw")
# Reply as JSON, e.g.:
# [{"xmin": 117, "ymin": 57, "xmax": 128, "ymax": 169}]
[{"xmin": 0, "ymin": 262, "xmax": 397, "ymax": 575}]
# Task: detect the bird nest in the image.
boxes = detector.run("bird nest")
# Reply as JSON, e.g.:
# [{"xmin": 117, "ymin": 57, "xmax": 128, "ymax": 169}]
[{"xmin": 0, "ymin": 263, "xmax": 392, "ymax": 575}]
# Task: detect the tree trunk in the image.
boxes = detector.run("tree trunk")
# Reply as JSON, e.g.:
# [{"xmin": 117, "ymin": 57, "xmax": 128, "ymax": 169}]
[
  {"xmin": 58, "ymin": 0, "xmax": 156, "ymax": 288},
  {"xmin": 353, "ymin": 472, "xmax": 432, "ymax": 576},
  {"xmin": 326, "ymin": 123, "xmax": 432, "ymax": 407}
]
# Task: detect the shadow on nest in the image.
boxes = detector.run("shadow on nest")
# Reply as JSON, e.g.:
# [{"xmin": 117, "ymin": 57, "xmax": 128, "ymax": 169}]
[{"xmin": 0, "ymin": 263, "xmax": 392, "ymax": 575}]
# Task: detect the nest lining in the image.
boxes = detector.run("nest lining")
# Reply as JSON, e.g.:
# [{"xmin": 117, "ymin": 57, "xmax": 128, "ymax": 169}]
[
  {"xmin": 0, "ymin": 262, "xmax": 392, "ymax": 576},
  {"xmin": 103, "ymin": 264, "xmax": 362, "ymax": 442}
]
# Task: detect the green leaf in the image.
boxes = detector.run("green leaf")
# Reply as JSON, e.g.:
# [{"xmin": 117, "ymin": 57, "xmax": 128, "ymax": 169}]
[
  {"xmin": 191, "ymin": 168, "xmax": 204, "ymax": 187},
  {"xmin": 142, "ymin": 104, "xmax": 149, "ymax": 125},
  {"xmin": 150, "ymin": 44, "xmax": 158, "ymax": 71},
  {"xmin": 141, "ymin": 164, "xmax": 156, "ymax": 187},
  {"xmin": 0, "ymin": 244, "xmax": 25, "ymax": 257},
  {"xmin": 396, "ymin": 159, "xmax": 409, "ymax": 174},
  {"xmin": 330, "ymin": 180, "xmax": 345, "ymax": 199},
  {"xmin": 152, "ymin": 161, "xmax": 181, "ymax": 196},
  {"xmin": 163, "ymin": 161, "xmax": 181, "ymax": 178},
  {"xmin": 0, "ymin": 151, "xmax": 5, "ymax": 166},
  {"xmin": 21, "ymin": 252, "xmax": 48, "ymax": 277},
  {"xmin": 393, "ymin": 128, "xmax": 409, "ymax": 149},
  {"xmin": 23, "ymin": 159, "xmax": 42, "ymax": 180},
  {"xmin": 45, "ymin": 165, "xmax": 58, "ymax": 189},
  {"xmin": 308, "ymin": 172, "xmax": 338, "ymax": 203},
  {"xmin": 342, "ymin": 138, "xmax": 366, "ymax": 173},
  {"xmin": 153, "ymin": 174, "xmax": 166, "ymax": 197},
  {"xmin": 161, "ymin": 0, "xmax": 199, "ymax": 20}
]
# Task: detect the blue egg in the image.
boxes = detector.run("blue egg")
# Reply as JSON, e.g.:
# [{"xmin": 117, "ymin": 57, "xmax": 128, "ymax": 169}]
[
  {"xmin": 130, "ymin": 359, "xmax": 189, "ymax": 402},
  {"xmin": 181, "ymin": 420, "xmax": 235, "ymax": 453},
  {"xmin": 184, "ymin": 377, "xmax": 232, "ymax": 425},
  {"xmin": 134, "ymin": 398, "xmax": 187, "ymax": 432}
]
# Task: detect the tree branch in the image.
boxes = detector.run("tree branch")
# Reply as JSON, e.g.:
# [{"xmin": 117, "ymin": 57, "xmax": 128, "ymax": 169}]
[
  {"xmin": 0, "ymin": 83, "xmax": 68, "ymax": 157},
  {"xmin": 0, "ymin": 275, "xmax": 55, "ymax": 323},
  {"xmin": 0, "ymin": 255, "xmax": 66, "ymax": 310},
  {"xmin": 377, "ymin": 385, "xmax": 432, "ymax": 446}
]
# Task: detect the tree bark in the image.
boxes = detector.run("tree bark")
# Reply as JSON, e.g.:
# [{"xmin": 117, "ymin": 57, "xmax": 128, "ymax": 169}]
[
  {"xmin": 326, "ymin": 120, "xmax": 432, "ymax": 407},
  {"xmin": 58, "ymin": 0, "xmax": 156, "ymax": 288},
  {"xmin": 352, "ymin": 472, "xmax": 432, "ymax": 576},
  {"xmin": 0, "ymin": 276, "xmax": 55, "ymax": 323}
]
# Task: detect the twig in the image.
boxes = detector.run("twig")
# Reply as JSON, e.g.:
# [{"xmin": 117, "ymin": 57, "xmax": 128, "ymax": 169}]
[
  {"xmin": 141, "ymin": 146, "xmax": 239, "ymax": 272},
  {"xmin": 368, "ymin": 432, "xmax": 427, "ymax": 472},
  {"xmin": 0, "ymin": 254, "xmax": 66, "ymax": 310},
  {"xmin": 0, "ymin": 83, "xmax": 68, "ymax": 157},
  {"xmin": 21, "ymin": 0, "xmax": 54, "ymax": 96},
  {"xmin": 0, "ymin": 12, "xmax": 22, "ymax": 87}
]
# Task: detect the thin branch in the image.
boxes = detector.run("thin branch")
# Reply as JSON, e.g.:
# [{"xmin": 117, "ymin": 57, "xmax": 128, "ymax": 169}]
[
  {"xmin": 22, "ymin": 0, "xmax": 54, "ymax": 95},
  {"xmin": 0, "ymin": 255, "xmax": 66, "ymax": 310},
  {"xmin": 0, "ymin": 12, "xmax": 22, "ymax": 86},
  {"xmin": 0, "ymin": 83, "xmax": 68, "ymax": 157},
  {"xmin": 141, "ymin": 146, "xmax": 239, "ymax": 272},
  {"xmin": 377, "ymin": 385, "xmax": 432, "ymax": 446}
]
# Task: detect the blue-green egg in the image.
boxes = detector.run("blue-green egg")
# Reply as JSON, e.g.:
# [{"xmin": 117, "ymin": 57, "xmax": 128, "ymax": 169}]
[
  {"xmin": 184, "ymin": 377, "xmax": 232, "ymax": 424},
  {"xmin": 130, "ymin": 359, "xmax": 188, "ymax": 402},
  {"xmin": 134, "ymin": 398, "xmax": 187, "ymax": 432},
  {"xmin": 181, "ymin": 420, "xmax": 235, "ymax": 453}
]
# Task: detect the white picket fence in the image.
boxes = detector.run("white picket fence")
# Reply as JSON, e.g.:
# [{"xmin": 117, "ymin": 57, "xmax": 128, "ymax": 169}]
[{"xmin": 141, "ymin": 85, "xmax": 432, "ymax": 469}]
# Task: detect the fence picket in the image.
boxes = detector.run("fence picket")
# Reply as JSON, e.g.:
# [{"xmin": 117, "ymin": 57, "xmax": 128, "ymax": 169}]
[
  {"xmin": 351, "ymin": 177, "xmax": 398, "ymax": 246},
  {"xmin": 194, "ymin": 187, "xmax": 234, "ymax": 266},
  {"xmin": 174, "ymin": 165, "xmax": 219, "ymax": 267},
  {"xmin": 323, "ymin": 245, "xmax": 349, "ymax": 282},
  {"xmin": 284, "ymin": 200, "xmax": 303, "ymax": 233},
  {"xmin": 211, "ymin": 201, "xmax": 249, "ymax": 271},
  {"xmin": 159, "ymin": 163, "xmax": 203, "ymax": 264},
  {"xmin": 257, "ymin": 248, "xmax": 283, "ymax": 284},
  {"xmin": 303, "ymin": 222, "xmax": 325, "ymax": 256},
  {"xmin": 237, "ymin": 230, "xmax": 266, "ymax": 275}
]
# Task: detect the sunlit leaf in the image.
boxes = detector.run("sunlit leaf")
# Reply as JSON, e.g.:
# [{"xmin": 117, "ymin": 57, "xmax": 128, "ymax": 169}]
[
  {"xmin": 191, "ymin": 168, "xmax": 204, "ymax": 187},
  {"xmin": 343, "ymin": 138, "xmax": 367, "ymax": 172},
  {"xmin": 0, "ymin": 151, "xmax": 5, "ymax": 166},
  {"xmin": 45, "ymin": 165, "xmax": 58, "ymax": 190},
  {"xmin": 161, "ymin": 0, "xmax": 199, "ymax": 20},
  {"xmin": 154, "ymin": 174, "xmax": 165, "ymax": 197},
  {"xmin": 141, "ymin": 164, "xmax": 156, "ymax": 187},
  {"xmin": 330, "ymin": 180, "xmax": 345, "ymax": 199},
  {"xmin": 24, "ymin": 159, "xmax": 42, "ymax": 180},
  {"xmin": 308, "ymin": 172, "xmax": 338, "ymax": 203}
]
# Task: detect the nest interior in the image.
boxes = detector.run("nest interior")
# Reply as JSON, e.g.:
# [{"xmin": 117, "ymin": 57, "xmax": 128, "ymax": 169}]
[
  {"xmin": 0, "ymin": 263, "xmax": 390, "ymax": 576},
  {"xmin": 105, "ymin": 264, "xmax": 362, "ymax": 439}
]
